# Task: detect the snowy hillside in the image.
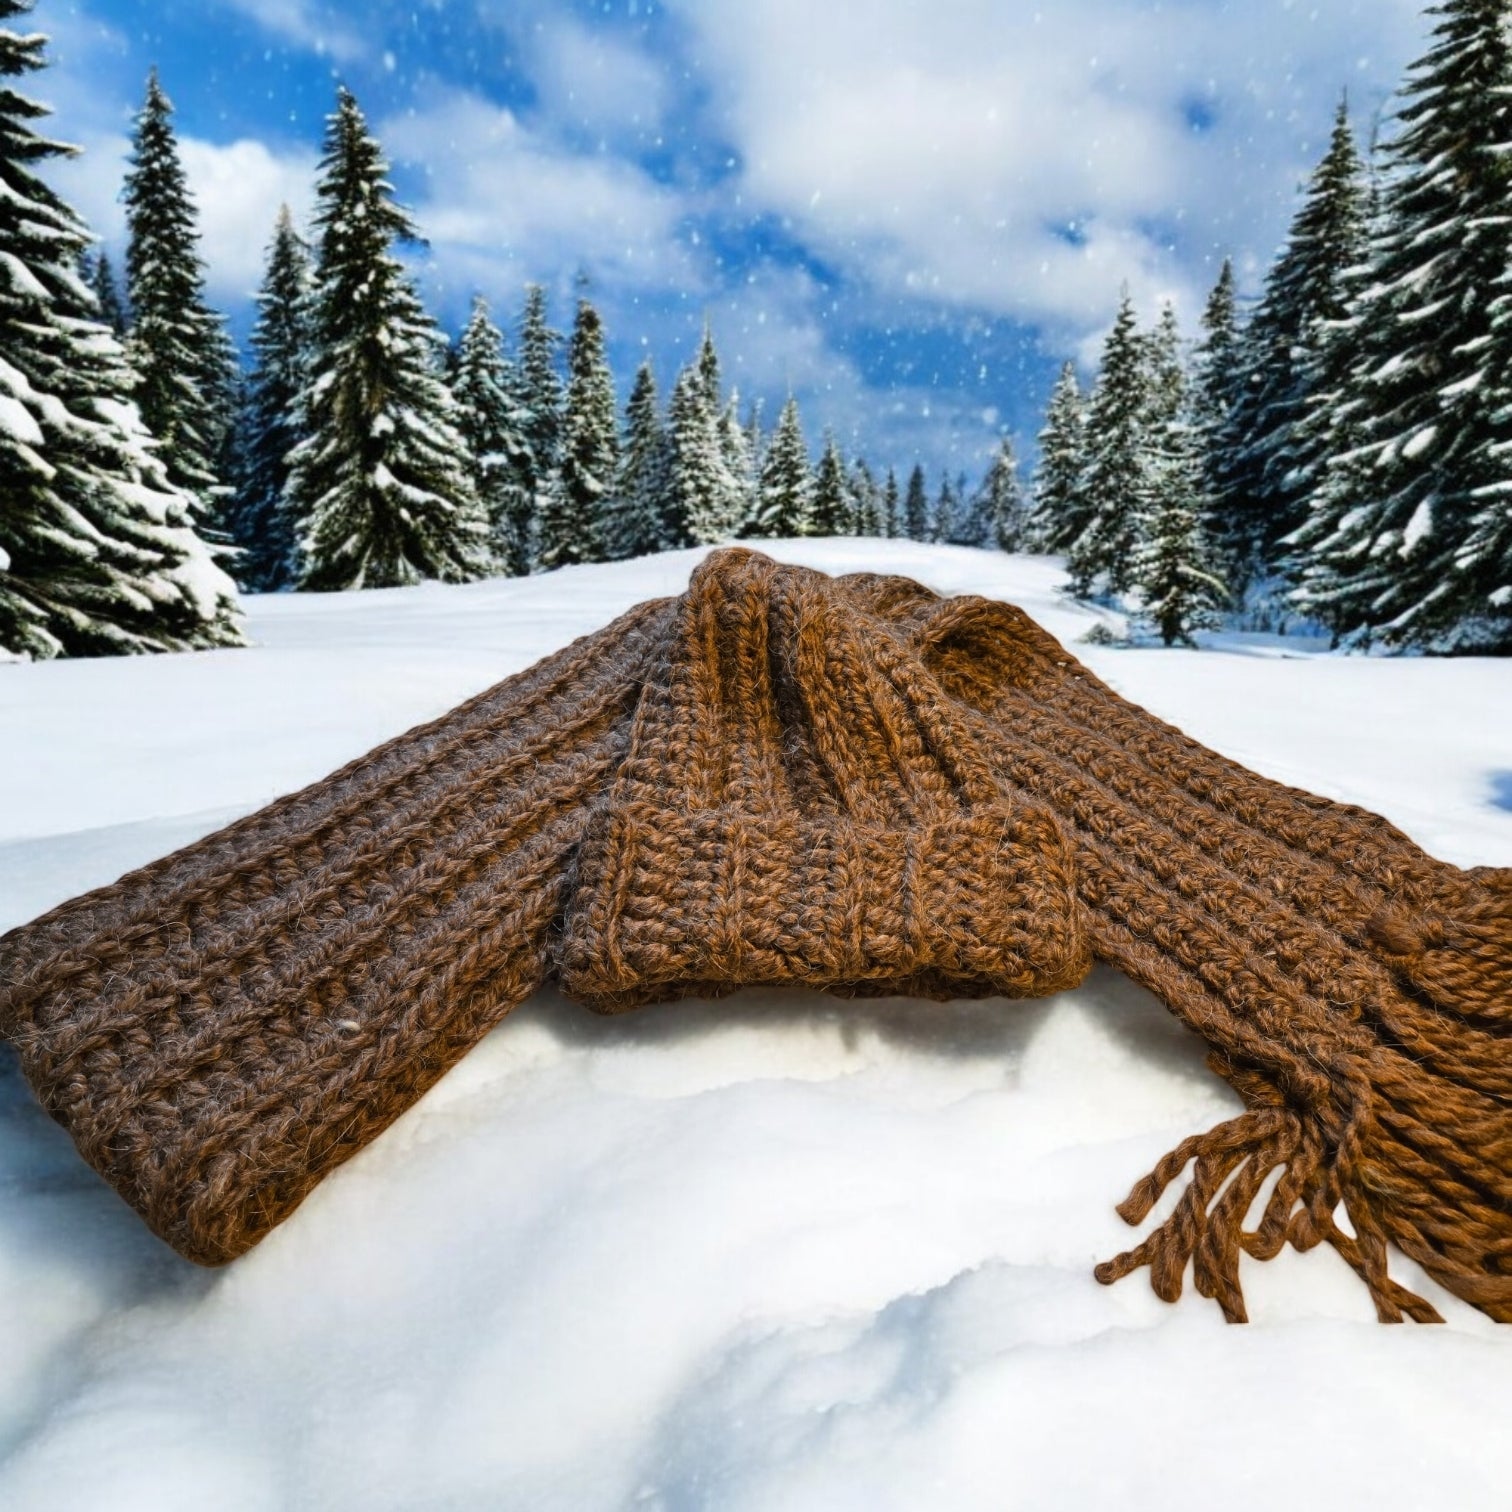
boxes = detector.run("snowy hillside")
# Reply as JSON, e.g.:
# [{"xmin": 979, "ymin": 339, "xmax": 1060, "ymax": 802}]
[{"xmin": 2, "ymin": 541, "xmax": 1509, "ymax": 1512}]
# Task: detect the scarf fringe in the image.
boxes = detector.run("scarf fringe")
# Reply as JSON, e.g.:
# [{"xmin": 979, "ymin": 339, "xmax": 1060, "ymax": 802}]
[{"xmin": 1094, "ymin": 1106, "xmax": 1446, "ymax": 1323}]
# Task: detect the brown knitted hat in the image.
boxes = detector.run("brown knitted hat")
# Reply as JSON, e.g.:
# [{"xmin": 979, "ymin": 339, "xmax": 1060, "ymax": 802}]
[
  {"xmin": 557, "ymin": 549, "xmax": 1089, "ymax": 1010},
  {"xmin": 1, "ymin": 547, "xmax": 1507, "ymax": 1330}
]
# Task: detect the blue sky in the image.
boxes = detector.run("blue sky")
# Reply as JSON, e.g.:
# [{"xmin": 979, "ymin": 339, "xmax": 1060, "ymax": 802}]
[{"xmin": 34, "ymin": 0, "xmax": 1430, "ymax": 483}]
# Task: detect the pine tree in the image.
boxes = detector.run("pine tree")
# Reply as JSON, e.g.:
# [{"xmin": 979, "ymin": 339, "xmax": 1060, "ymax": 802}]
[
  {"xmin": 221, "ymin": 207, "xmax": 312, "ymax": 591},
  {"xmin": 667, "ymin": 362, "xmax": 735, "ymax": 546},
  {"xmin": 849, "ymin": 458, "xmax": 882, "ymax": 536},
  {"xmin": 1193, "ymin": 259, "xmax": 1241, "ymax": 538},
  {"xmin": 451, "ymin": 295, "xmax": 533, "ymax": 576},
  {"xmin": 673, "ymin": 321, "xmax": 746, "ymax": 541},
  {"xmin": 947, "ymin": 473, "xmax": 989, "ymax": 547},
  {"xmin": 930, "ymin": 475, "xmax": 955, "ymax": 544},
  {"xmin": 1453, "ymin": 111, "xmax": 1512, "ymax": 645},
  {"xmin": 1144, "ymin": 304, "xmax": 1187, "ymax": 431},
  {"xmin": 0, "ymin": 3, "xmax": 241, "ymax": 658},
  {"xmin": 966, "ymin": 438, "xmax": 1029, "ymax": 551},
  {"xmin": 744, "ymin": 397, "xmax": 765, "ymax": 476},
  {"xmin": 611, "ymin": 361, "xmax": 669, "ymax": 560},
  {"xmin": 538, "ymin": 297, "xmax": 616, "ymax": 569},
  {"xmin": 1068, "ymin": 292, "xmax": 1148, "ymax": 596},
  {"xmin": 745, "ymin": 396, "xmax": 811, "ymax": 538},
  {"xmin": 882, "ymin": 467, "xmax": 901, "ymax": 538},
  {"xmin": 1030, "ymin": 362, "xmax": 1087, "ymax": 552},
  {"xmin": 696, "ymin": 320, "xmax": 721, "ymax": 408},
  {"xmin": 122, "ymin": 69, "xmax": 238, "ymax": 519},
  {"xmin": 1131, "ymin": 418, "xmax": 1229, "ymax": 647},
  {"xmin": 82, "ymin": 247, "xmax": 127, "ymax": 334},
  {"xmin": 1452, "ymin": 472, "xmax": 1512, "ymax": 648},
  {"xmin": 903, "ymin": 463, "xmax": 930, "ymax": 541},
  {"xmin": 1293, "ymin": 7, "xmax": 1512, "ymax": 648},
  {"xmin": 1219, "ymin": 102, "xmax": 1370, "ymax": 593},
  {"xmin": 807, "ymin": 432, "xmax": 851, "ymax": 536},
  {"xmin": 1194, "ymin": 259, "xmax": 1242, "ymax": 434},
  {"xmin": 285, "ymin": 88, "xmax": 487, "ymax": 591},
  {"xmin": 515, "ymin": 283, "xmax": 563, "ymax": 561},
  {"xmin": 718, "ymin": 389, "xmax": 756, "ymax": 535}
]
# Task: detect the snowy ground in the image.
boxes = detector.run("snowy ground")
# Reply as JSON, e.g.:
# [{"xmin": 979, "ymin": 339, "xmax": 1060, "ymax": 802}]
[{"xmin": 2, "ymin": 540, "xmax": 1509, "ymax": 1512}]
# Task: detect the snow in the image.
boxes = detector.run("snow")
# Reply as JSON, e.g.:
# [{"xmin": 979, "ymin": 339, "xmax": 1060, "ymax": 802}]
[
  {"xmin": 1, "ymin": 541, "xmax": 1510, "ymax": 1511},
  {"xmin": 1401, "ymin": 424, "xmax": 1439, "ymax": 461},
  {"xmin": 0, "ymin": 393, "xmax": 43, "ymax": 446},
  {"xmin": 0, "ymin": 250, "xmax": 50, "ymax": 303},
  {"xmin": 1403, "ymin": 497, "xmax": 1436, "ymax": 553}
]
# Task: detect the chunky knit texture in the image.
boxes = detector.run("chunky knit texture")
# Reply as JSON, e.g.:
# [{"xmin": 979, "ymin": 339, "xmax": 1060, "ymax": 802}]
[
  {"xmin": 0, "ymin": 597, "xmax": 676, "ymax": 1263},
  {"xmin": 1, "ymin": 548, "xmax": 1507, "ymax": 1325},
  {"xmin": 559, "ymin": 551, "xmax": 1088, "ymax": 1009}
]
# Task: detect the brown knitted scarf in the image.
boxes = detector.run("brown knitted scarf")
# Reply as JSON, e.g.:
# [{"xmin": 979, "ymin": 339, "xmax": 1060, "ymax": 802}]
[{"xmin": 2, "ymin": 548, "xmax": 1508, "ymax": 1325}]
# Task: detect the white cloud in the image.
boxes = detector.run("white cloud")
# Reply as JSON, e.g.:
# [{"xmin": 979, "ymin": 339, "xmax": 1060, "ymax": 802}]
[
  {"xmin": 661, "ymin": 0, "xmax": 1429, "ymax": 344},
  {"xmin": 379, "ymin": 88, "xmax": 698, "ymax": 302},
  {"xmin": 525, "ymin": 19, "xmax": 673, "ymax": 142},
  {"xmin": 213, "ymin": 0, "xmax": 370, "ymax": 63}
]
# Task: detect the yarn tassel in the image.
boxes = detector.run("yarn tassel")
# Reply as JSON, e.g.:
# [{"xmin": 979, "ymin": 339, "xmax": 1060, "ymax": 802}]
[{"xmin": 1094, "ymin": 1103, "xmax": 1452, "ymax": 1323}]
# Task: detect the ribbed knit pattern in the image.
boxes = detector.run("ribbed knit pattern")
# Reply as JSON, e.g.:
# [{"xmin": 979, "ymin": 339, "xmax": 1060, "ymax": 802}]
[
  {"xmin": 0, "ymin": 597, "xmax": 674, "ymax": 1263},
  {"xmin": 558, "ymin": 550, "xmax": 1088, "ymax": 1010},
  {"xmin": 1, "ymin": 549, "xmax": 1507, "ymax": 1327}
]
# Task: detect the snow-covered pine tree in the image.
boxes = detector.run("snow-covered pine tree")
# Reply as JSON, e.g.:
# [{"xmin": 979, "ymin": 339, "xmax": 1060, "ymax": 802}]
[
  {"xmin": 1193, "ymin": 259, "xmax": 1241, "ymax": 432},
  {"xmin": 744, "ymin": 397, "xmax": 765, "ymax": 476},
  {"xmin": 1452, "ymin": 466, "xmax": 1512, "ymax": 649},
  {"xmin": 451, "ymin": 295, "xmax": 534, "ymax": 576},
  {"xmin": 122, "ymin": 70, "xmax": 239, "ymax": 520},
  {"xmin": 538, "ymin": 296, "xmax": 616, "ymax": 569},
  {"xmin": 1458, "ymin": 271, "xmax": 1512, "ymax": 643},
  {"xmin": 667, "ymin": 362, "xmax": 734, "ymax": 546},
  {"xmin": 1218, "ymin": 102, "xmax": 1370, "ymax": 595},
  {"xmin": 1292, "ymin": 7, "xmax": 1512, "ymax": 649},
  {"xmin": 0, "ymin": 3, "xmax": 241, "ymax": 658},
  {"xmin": 1029, "ymin": 361, "xmax": 1087, "ymax": 553},
  {"xmin": 882, "ymin": 467, "xmax": 900, "ymax": 538},
  {"xmin": 1451, "ymin": 111, "xmax": 1512, "ymax": 646},
  {"xmin": 1130, "ymin": 409, "xmax": 1229, "ymax": 648},
  {"xmin": 966, "ymin": 438, "xmax": 1029, "ymax": 551},
  {"xmin": 285, "ymin": 88, "xmax": 487, "ymax": 591},
  {"xmin": 902, "ymin": 464, "xmax": 929, "ymax": 541},
  {"xmin": 81, "ymin": 247, "xmax": 127, "ymax": 334},
  {"xmin": 1144, "ymin": 303, "xmax": 1187, "ymax": 430},
  {"xmin": 610, "ymin": 360, "xmax": 670, "ymax": 560},
  {"xmin": 849, "ymin": 458, "xmax": 882, "ymax": 536},
  {"xmin": 673, "ymin": 321, "xmax": 746, "ymax": 541},
  {"xmin": 933, "ymin": 475, "xmax": 958, "ymax": 544},
  {"xmin": 718, "ymin": 389, "xmax": 756, "ymax": 535},
  {"xmin": 696, "ymin": 320, "xmax": 721, "ymax": 408},
  {"xmin": 745, "ymin": 395, "xmax": 811, "ymax": 538},
  {"xmin": 1193, "ymin": 259, "xmax": 1241, "ymax": 543},
  {"xmin": 223, "ymin": 206, "xmax": 312, "ymax": 592},
  {"xmin": 1067, "ymin": 291, "xmax": 1148, "ymax": 597},
  {"xmin": 515, "ymin": 283, "xmax": 563, "ymax": 561},
  {"xmin": 1125, "ymin": 309, "xmax": 1229, "ymax": 642},
  {"xmin": 807, "ymin": 432, "xmax": 851, "ymax": 536}
]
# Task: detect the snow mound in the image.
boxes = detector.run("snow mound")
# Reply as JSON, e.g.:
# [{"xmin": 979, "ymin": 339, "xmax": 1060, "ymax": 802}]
[{"xmin": 1, "ymin": 542, "xmax": 1509, "ymax": 1511}]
